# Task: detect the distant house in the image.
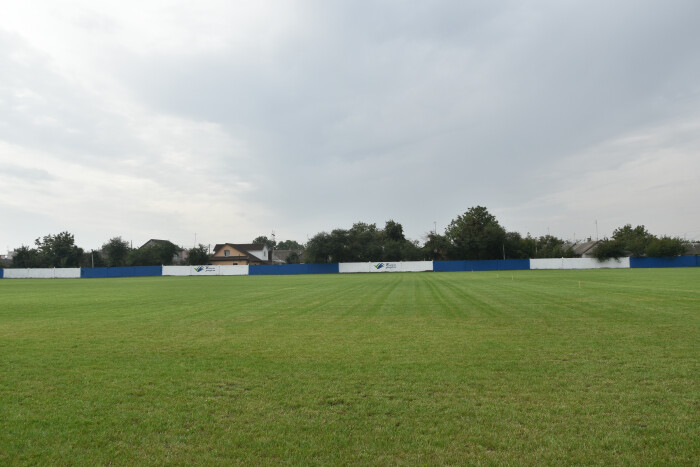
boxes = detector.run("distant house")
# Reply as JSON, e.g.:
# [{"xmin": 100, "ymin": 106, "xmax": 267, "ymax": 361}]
[
  {"xmin": 684, "ymin": 242, "xmax": 700, "ymax": 256},
  {"xmin": 210, "ymin": 243, "xmax": 270, "ymax": 266},
  {"xmin": 140, "ymin": 239, "xmax": 188, "ymax": 264},
  {"xmin": 271, "ymin": 249, "xmax": 304, "ymax": 264},
  {"xmin": 571, "ymin": 240, "xmax": 600, "ymax": 258}
]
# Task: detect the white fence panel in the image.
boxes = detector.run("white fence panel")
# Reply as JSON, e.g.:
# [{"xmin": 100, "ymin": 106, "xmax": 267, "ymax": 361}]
[
  {"xmin": 368, "ymin": 262, "xmax": 403, "ymax": 272},
  {"xmin": 529, "ymin": 259, "xmax": 566, "ymax": 269},
  {"xmin": 339, "ymin": 263, "xmax": 371, "ymax": 273},
  {"xmin": 402, "ymin": 261, "xmax": 433, "ymax": 272},
  {"xmin": 163, "ymin": 265, "xmax": 222, "ymax": 276},
  {"xmin": 340, "ymin": 262, "xmax": 433, "ymax": 273},
  {"xmin": 53, "ymin": 268, "xmax": 81, "ymax": 278},
  {"xmin": 4, "ymin": 268, "xmax": 79, "ymax": 278},
  {"xmin": 220, "ymin": 265, "xmax": 249, "ymax": 276},
  {"xmin": 530, "ymin": 258, "xmax": 630, "ymax": 270},
  {"xmin": 162, "ymin": 266, "xmax": 190, "ymax": 276}
]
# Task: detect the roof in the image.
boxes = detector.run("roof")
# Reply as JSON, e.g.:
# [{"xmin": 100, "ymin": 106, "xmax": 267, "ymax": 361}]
[
  {"xmin": 571, "ymin": 240, "xmax": 599, "ymax": 256},
  {"xmin": 140, "ymin": 239, "xmax": 184, "ymax": 252},
  {"xmin": 213, "ymin": 243, "xmax": 268, "ymax": 262},
  {"xmin": 271, "ymin": 249, "xmax": 304, "ymax": 264},
  {"xmin": 213, "ymin": 243, "xmax": 266, "ymax": 253},
  {"xmin": 684, "ymin": 243, "xmax": 700, "ymax": 255}
]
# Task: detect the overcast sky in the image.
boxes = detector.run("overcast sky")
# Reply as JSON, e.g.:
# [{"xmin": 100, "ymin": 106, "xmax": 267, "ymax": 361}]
[{"xmin": 2, "ymin": 0, "xmax": 699, "ymax": 252}]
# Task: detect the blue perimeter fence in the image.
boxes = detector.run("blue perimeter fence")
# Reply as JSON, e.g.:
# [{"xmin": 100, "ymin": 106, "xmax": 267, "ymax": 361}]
[
  {"xmin": 1, "ymin": 257, "xmax": 698, "ymax": 279},
  {"xmin": 80, "ymin": 266, "xmax": 163, "ymax": 278},
  {"xmin": 434, "ymin": 259, "xmax": 530, "ymax": 272},
  {"xmin": 630, "ymin": 256, "xmax": 700, "ymax": 268}
]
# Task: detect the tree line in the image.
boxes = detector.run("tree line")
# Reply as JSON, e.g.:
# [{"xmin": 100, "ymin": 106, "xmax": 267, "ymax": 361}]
[
  {"xmin": 2, "ymin": 206, "xmax": 690, "ymax": 268},
  {"xmin": 8, "ymin": 236, "xmax": 210, "ymax": 269}
]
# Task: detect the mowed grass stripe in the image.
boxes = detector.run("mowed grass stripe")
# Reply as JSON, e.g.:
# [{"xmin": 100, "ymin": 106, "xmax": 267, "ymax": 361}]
[{"xmin": 1, "ymin": 269, "xmax": 698, "ymax": 465}]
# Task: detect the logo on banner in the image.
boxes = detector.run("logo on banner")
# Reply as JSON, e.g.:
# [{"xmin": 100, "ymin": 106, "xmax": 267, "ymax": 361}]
[
  {"xmin": 373, "ymin": 262, "xmax": 398, "ymax": 270},
  {"xmin": 193, "ymin": 266, "xmax": 217, "ymax": 273},
  {"xmin": 374, "ymin": 263, "xmax": 385, "ymax": 270}
]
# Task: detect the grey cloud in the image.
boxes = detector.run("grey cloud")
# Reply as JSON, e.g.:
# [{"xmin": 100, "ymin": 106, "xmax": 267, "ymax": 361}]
[
  {"xmin": 3, "ymin": 165, "xmax": 54, "ymax": 182},
  {"xmin": 0, "ymin": 29, "xmax": 136, "ymax": 165},
  {"xmin": 2, "ymin": 1, "xmax": 699, "ymax": 248}
]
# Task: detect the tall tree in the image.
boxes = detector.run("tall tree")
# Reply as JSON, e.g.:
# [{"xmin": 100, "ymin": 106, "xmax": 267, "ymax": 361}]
[
  {"xmin": 11, "ymin": 246, "xmax": 40, "ymax": 268},
  {"xmin": 276, "ymin": 240, "xmax": 303, "ymax": 250},
  {"xmin": 285, "ymin": 252, "xmax": 301, "ymax": 264},
  {"xmin": 253, "ymin": 236, "xmax": 276, "ymax": 249},
  {"xmin": 304, "ymin": 232, "xmax": 328, "ymax": 263},
  {"xmin": 534, "ymin": 235, "xmax": 575, "ymax": 258},
  {"xmin": 34, "ymin": 232, "xmax": 84, "ymax": 267},
  {"xmin": 304, "ymin": 220, "xmax": 421, "ymax": 263},
  {"xmin": 102, "ymin": 236, "xmax": 130, "ymax": 267},
  {"xmin": 445, "ymin": 206, "xmax": 506, "ymax": 260},
  {"xmin": 127, "ymin": 241, "xmax": 178, "ymax": 266},
  {"xmin": 80, "ymin": 250, "xmax": 106, "ymax": 268},
  {"xmin": 383, "ymin": 220, "xmax": 405, "ymax": 242},
  {"xmin": 612, "ymin": 224, "xmax": 653, "ymax": 257},
  {"xmin": 592, "ymin": 238, "xmax": 626, "ymax": 261},
  {"xmin": 645, "ymin": 236, "xmax": 686, "ymax": 257},
  {"xmin": 422, "ymin": 232, "xmax": 450, "ymax": 260},
  {"xmin": 187, "ymin": 244, "xmax": 210, "ymax": 265}
]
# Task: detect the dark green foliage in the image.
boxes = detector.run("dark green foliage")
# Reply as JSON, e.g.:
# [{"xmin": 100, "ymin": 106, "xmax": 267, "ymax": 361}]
[
  {"xmin": 276, "ymin": 240, "xmax": 304, "ymax": 250},
  {"xmin": 304, "ymin": 232, "xmax": 333, "ymax": 263},
  {"xmin": 304, "ymin": 220, "xmax": 422, "ymax": 263},
  {"xmin": 612, "ymin": 224, "xmax": 653, "ymax": 257},
  {"xmin": 503, "ymin": 231, "xmax": 529, "ymax": 259},
  {"xmin": 11, "ymin": 245, "xmax": 41, "ymax": 268},
  {"xmin": 102, "ymin": 237, "xmax": 130, "ymax": 267},
  {"xmin": 34, "ymin": 232, "xmax": 84, "ymax": 267},
  {"xmin": 253, "ymin": 236, "xmax": 276, "ymax": 249},
  {"xmin": 383, "ymin": 220, "xmax": 405, "ymax": 242},
  {"xmin": 445, "ymin": 206, "xmax": 506, "ymax": 260},
  {"xmin": 645, "ymin": 236, "xmax": 686, "ymax": 257},
  {"xmin": 80, "ymin": 250, "xmax": 106, "ymax": 268},
  {"xmin": 285, "ymin": 252, "xmax": 301, "ymax": 264},
  {"xmin": 422, "ymin": 232, "xmax": 450, "ymax": 260},
  {"xmin": 127, "ymin": 241, "xmax": 179, "ymax": 266},
  {"xmin": 187, "ymin": 244, "xmax": 211, "ymax": 265},
  {"xmin": 534, "ymin": 235, "xmax": 576, "ymax": 258},
  {"xmin": 592, "ymin": 238, "xmax": 627, "ymax": 261}
]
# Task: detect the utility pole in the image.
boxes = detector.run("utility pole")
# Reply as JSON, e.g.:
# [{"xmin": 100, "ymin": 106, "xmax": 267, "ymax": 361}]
[{"xmin": 595, "ymin": 220, "xmax": 599, "ymax": 241}]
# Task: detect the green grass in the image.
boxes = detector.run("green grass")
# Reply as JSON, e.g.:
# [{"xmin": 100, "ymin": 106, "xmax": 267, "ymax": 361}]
[{"xmin": 1, "ymin": 269, "xmax": 698, "ymax": 465}]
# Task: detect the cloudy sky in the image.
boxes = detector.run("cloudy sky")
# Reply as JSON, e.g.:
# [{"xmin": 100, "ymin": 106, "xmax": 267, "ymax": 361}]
[{"xmin": 2, "ymin": 0, "xmax": 699, "ymax": 252}]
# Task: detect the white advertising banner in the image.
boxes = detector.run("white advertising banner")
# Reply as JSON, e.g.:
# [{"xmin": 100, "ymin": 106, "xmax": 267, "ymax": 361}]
[
  {"xmin": 162, "ymin": 265, "xmax": 249, "ymax": 276},
  {"xmin": 4, "ymin": 268, "xmax": 80, "ymax": 278},
  {"xmin": 220, "ymin": 265, "xmax": 249, "ymax": 276},
  {"xmin": 339, "ymin": 263, "xmax": 370, "ymax": 273},
  {"xmin": 530, "ymin": 258, "xmax": 630, "ymax": 270},
  {"xmin": 402, "ymin": 261, "xmax": 433, "ymax": 272},
  {"xmin": 53, "ymin": 268, "xmax": 81, "ymax": 278},
  {"xmin": 163, "ymin": 265, "xmax": 221, "ymax": 276},
  {"xmin": 339, "ymin": 261, "xmax": 433, "ymax": 273}
]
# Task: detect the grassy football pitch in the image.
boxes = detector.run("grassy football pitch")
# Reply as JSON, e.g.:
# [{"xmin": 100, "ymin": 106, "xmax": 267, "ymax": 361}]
[{"xmin": 1, "ymin": 269, "xmax": 698, "ymax": 465}]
